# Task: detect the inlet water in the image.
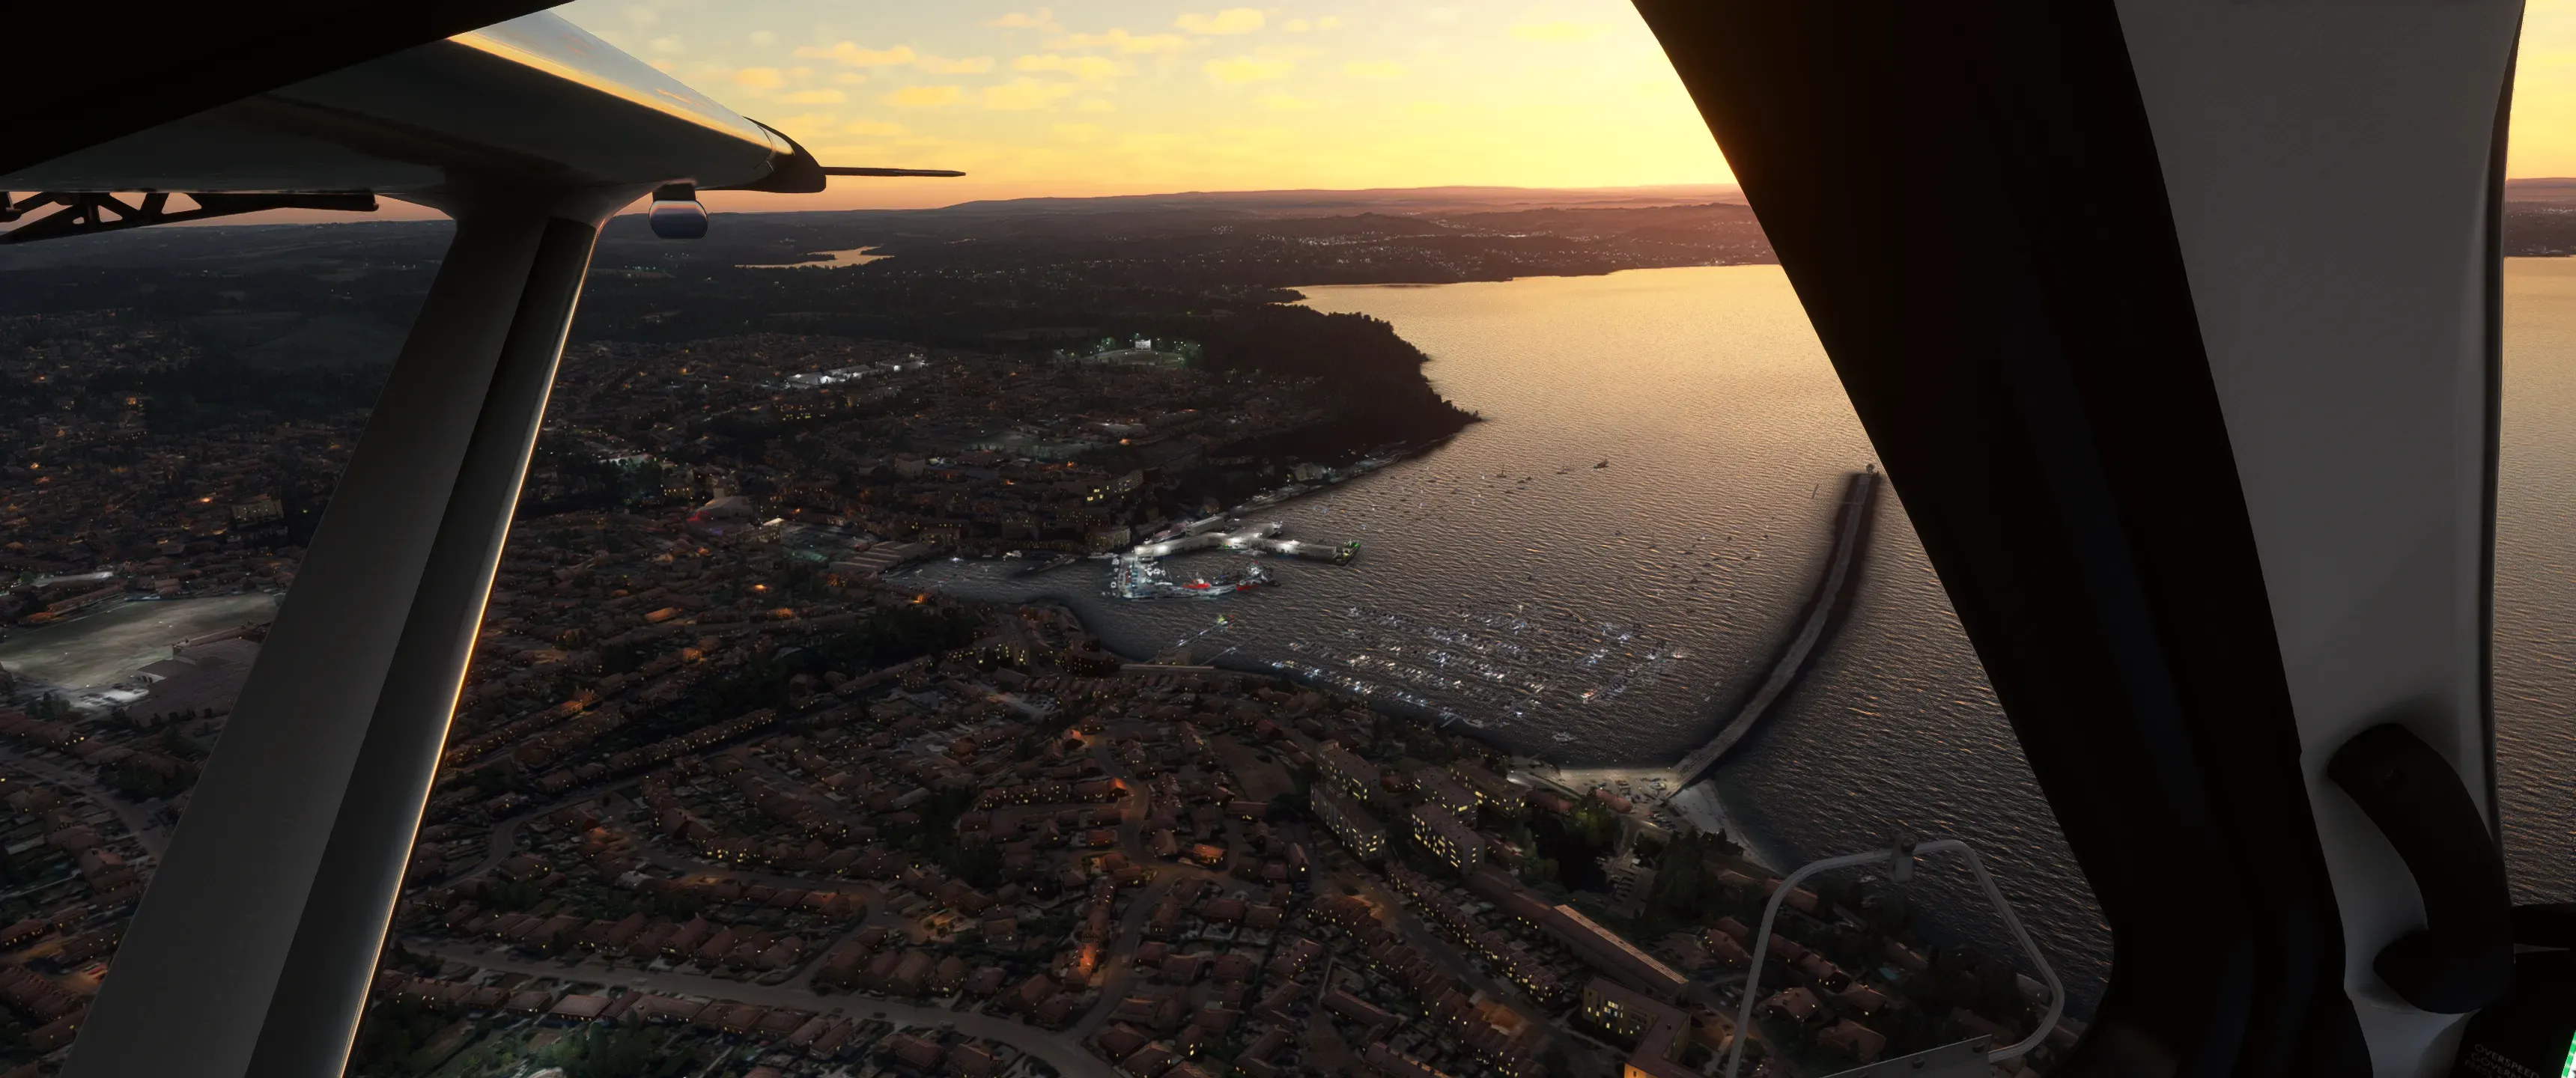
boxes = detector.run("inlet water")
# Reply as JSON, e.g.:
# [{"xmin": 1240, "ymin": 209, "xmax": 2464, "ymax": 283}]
[{"xmin": 903, "ymin": 259, "xmax": 2576, "ymax": 1011}]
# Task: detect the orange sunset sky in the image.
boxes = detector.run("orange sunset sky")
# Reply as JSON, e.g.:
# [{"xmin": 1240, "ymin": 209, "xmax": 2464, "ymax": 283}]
[
  {"xmin": 125, "ymin": 1, "xmax": 2576, "ymax": 225},
  {"xmin": 540, "ymin": 0, "xmax": 2576, "ymax": 212},
  {"xmin": 553, "ymin": 0, "xmax": 1732, "ymax": 211}
]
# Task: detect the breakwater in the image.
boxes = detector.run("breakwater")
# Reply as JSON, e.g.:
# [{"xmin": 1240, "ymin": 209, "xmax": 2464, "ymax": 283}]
[{"xmin": 1674, "ymin": 467, "xmax": 1880, "ymax": 787}]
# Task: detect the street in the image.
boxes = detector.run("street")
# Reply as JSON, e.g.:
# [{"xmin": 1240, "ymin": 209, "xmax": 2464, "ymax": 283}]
[{"xmin": 412, "ymin": 940, "xmax": 1117, "ymax": 1078}]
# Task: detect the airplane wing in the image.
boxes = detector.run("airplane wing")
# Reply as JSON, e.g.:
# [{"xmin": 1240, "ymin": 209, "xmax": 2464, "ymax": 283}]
[
  {"xmin": 3, "ymin": 13, "xmax": 957, "ymax": 241},
  {"xmin": 2, "ymin": 13, "xmax": 926, "ymax": 1078},
  {"xmin": 1, "ymin": 1, "xmax": 566, "ymax": 179},
  {"xmin": 4, "ymin": 14, "xmax": 786, "ymax": 197}
]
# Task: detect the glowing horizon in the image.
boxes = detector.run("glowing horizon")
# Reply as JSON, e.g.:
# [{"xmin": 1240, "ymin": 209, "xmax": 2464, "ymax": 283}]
[
  {"xmin": 164, "ymin": 0, "xmax": 2576, "ymax": 225},
  {"xmin": 551, "ymin": 0, "xmax": 2576, "ymax": 212},
  {"xmin": 554, "ymin": 0, "xmax": 1740, "ymax": 213}
]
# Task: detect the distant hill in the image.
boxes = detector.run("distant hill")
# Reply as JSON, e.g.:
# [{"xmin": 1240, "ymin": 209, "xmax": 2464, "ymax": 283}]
[
  {"xmin": 0, "ymin": 185, "xmax": 1745, "ymax": 270},
  {"xmin": 2507, "ymin": 180, "xmax": 2576, "ymax": 256},
  {"xmin": 929, "ymin": 184, "xmax": 1746, "ymax": 217},
  {"xmin": 53, "ymin": 178, "xmax": 2576, "ymax": 270},
  {"xmin": 2509, "ymin": 178, "xmax": 2576, "ymax": 204}
]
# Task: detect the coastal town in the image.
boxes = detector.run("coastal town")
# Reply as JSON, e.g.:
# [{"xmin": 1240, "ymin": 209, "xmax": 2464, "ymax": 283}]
[
  {"xmin": 0, "ymin": 475, "xmax": 2082, "ymax": 1077},
  {"xmin": 0, "ymin": 538, "xmax": 2082, "ymax": 1077},
  {"xmin": 0, "ymin": 305, "xmax": 1418, "ymax": 627},
  {"xmin": 0, "ymin": 236, "xmax": 2071, "ymax": 1076}
]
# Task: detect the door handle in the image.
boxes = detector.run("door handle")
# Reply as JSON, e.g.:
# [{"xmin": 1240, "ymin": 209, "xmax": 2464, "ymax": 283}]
[{"xmin": 2326, "ymin": 723, "xmax": 2512, "ymax": 1013}]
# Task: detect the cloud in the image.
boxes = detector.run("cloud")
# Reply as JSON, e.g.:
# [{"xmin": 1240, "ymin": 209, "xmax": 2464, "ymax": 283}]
[
  {"xmin": 1176, "ymin": 8, "xmax": 1264, "ymax": 34},
  {"xmin": 1052, "ymin": 28, "xmax": 1188, "ymax": 53},
  {"xmin": 798, "ymin": 42, "xmax": 919, "ymax": 66},
  {"xmin": 984, "ymin": 8, "xmax": 1058, "ymax": 30},
  {"xmin": 1053, "ymin": 122, "xmax": 1105, "ymax": 141},
  {"xmin": 1204, "ymin": 55, "xmax": 1294, "ymax": 82},
  {"xmin": 647, "ymin": 35, "xmax": 684, "ymax": 55},
  {"xmin": 1284, "ymin": 19, "xmax": 1309, "ymax": 32},
  {"xmin": 731, "ymin": 67, "xmax": 786, "ymax": 89},
  {"xmin": 797, "ymin": 42, "xmax": 996, "ymax": 75},
  {"xmin": 749, "ymin": 30, "xmax": 776, "ymax": 46},
  {"xmin": 779, "ymin": 89, "xmax": 847, "ymax": 104},
  {"xmin": 918, "ymin": 55, "xmax": 997, "ymax": 73},
  {"xmin": 844, "ymin": 119, "xmax": 910, "ymax": 135},
  {"xmin": 1510, "ymin": 21, "xmax": 1611, "ymax": 42},
  {"xmin": 1259, "ymin": 94, "xmax": 1314, "ymax": 112},
  {"xmin": 982, "ymin": 79, "xmax": 1076, "ymax": 110},
  {"xmin": 1318, "ymin": 16, "xmax": 1343, "ymax": 29},
  {"xmin": 1077, "ymin": 98, "xmax": 1116, "ymax": 112},
  {"xmin": 884, "ymin": 85, "xmax": 964, "ymax": 106},
  {"xmin": 832, "ymin": 72, "xmax": 870, "ymax": 85},
  {"xmin": 1342, "ymin": 60, "xmax": 1407, "ymax": 78},
  {"xmin": 1015, "ymin": 53, "xmax": 1124, "ymax": 79},
  {"xmin": 770, "ymin": 112, "xmax": 841, "ymax": 133}
]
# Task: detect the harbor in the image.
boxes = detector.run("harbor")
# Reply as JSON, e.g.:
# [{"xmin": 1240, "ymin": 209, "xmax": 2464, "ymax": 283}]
[
  {"xmin": 1224, "ymin": 466, "xmax": 1877, "ymax": 838},
  {"xmin": 1109, "ymin": 518, "xmax": 1358, "ymax": 600},
  {"xmin": 1130, "ymin": 519, "xmax": 1359, "ymax": 563},
  {"xmin": 1260, "ymin": 606, "xmax": 1689, "ymax": 733},
  {"xmin": 900, "ymin": 264, "xmax": 2112, "ymax": 1002}
]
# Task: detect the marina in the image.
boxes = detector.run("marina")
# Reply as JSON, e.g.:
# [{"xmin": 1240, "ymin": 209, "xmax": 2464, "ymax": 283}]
[
  {"xmin": 1245, "ymin": 466, "xmax": 1877, "ymax": 841},
  {"xmin": 1109, "ymin": 519, "xmax": 1358, "ymax": 600},
  {"xmin": 1263, "ymin": 606, "xmax": 1689, "ymax": 732},
  {"xmin": 1110, "ymin": 555, "xmax": 1274, "ymax": 599}
]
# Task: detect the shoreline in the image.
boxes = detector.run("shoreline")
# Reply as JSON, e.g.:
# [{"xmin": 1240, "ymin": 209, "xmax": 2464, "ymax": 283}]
[
  {"xmin": 926, "ymin": 462, "xmax": 1880, "ymax": 791},
  {"xmin": 1176, "ymin": 433, "xmax": 1453, "ymax": 536},
  {"xmin": 1278, "ymin": 255, "xmax": 1783, "ymax": 299},
  {"xmin": 1009, "ymin": 469, "xmax": 1879, "ymax": 879}
]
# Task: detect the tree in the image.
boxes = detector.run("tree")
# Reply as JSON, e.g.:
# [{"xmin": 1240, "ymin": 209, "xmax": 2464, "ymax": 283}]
[
  {"xmin": 344, "ymin": 999, "xmax": 447, "ymax": 1077},
  {"xmin": 542, "ymin": 1026, "xmax": 674, "ymax": 1078},
  {"xmin": 941, "ymin": 840, "xmax": 1006, "ymax": 889},
  {"xmin": 1527, "ymin": 804, "xmax": 1617, "ymax": 891},
  {"xmin": 1266, "ymin": 791, "xmax": 1307, "ymax": 823},
  {"xmin": 1644, "ymin": 832, "xmax": 1713, "ymax": 929}
]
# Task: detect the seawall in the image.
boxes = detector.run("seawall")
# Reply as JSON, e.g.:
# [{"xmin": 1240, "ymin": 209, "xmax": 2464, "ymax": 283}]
[{"xmin": 1671, "ymin": 467, "xmax": 1880, "ymax": 787}]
